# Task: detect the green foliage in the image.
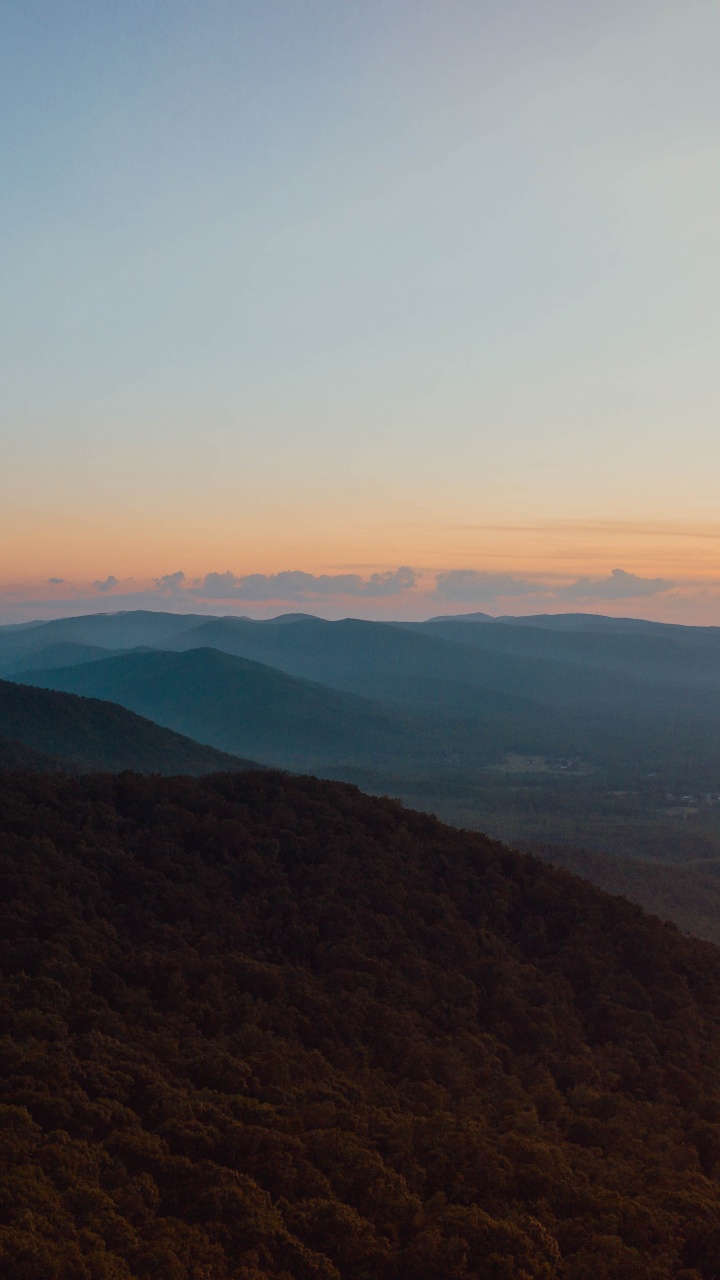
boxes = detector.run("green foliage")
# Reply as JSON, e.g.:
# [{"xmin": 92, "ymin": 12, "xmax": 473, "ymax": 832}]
[{"xmin": 2, "ymin": 769, "xmax": 720, "ymax": 1276}]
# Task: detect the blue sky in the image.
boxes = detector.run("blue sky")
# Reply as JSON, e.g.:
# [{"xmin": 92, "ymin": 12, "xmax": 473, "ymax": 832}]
[{"xmin": 2, "ymin": 1, "xmax": 719, "ymax": 620}]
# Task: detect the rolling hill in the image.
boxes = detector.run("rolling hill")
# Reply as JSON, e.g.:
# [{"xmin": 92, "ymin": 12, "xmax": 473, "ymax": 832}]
[
  {"xmin": 413, "ymin": 615, "xmax": 720, "ymax": 689},
  {"xmin": 0, "ymin": 609, "xmax": 208, "ymax": 669},
  {"xmin": 10, "ymin": 609, "xmax": 720, "ymax": 850},
  {"xmin": 164, "ymin": 613, "xmax": 686, "ymax": 710},
  {"xmin": 8, "ymin": 608, "xmax": 720, "ymax": 714},
  {"xmin": 2, "ymin": 768, "xmax": 720, "ymax": 1277},
  {"xmin": 0, "ymin": 678, "xmax": 259, "ymax": 775},
  {"xmin": 0, "ymin": 732, "xmax": 62, "ymax": 771},
  {"xmin": 12, "ymin": 647, "xmax": 483, "ymax": 771},
  {"xmin": 0, "ymin": 641, "xmax": 133, "ymax": 678}
]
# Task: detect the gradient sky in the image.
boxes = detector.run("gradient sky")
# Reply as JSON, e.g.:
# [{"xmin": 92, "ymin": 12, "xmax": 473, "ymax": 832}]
[{"xmin": 2, "ymin": 0, "xmax": 719, "ymax": 622}]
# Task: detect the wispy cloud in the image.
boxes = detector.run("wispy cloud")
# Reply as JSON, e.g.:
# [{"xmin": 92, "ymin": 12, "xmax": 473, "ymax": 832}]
[
  {"xmin": 155, "ymin": 571, "xmax": 186, "ymax": 593},
  {"xmin": 434, "ymin": 571, "xmax": 539, "ymax": 602},
  {"xmin": 559, "ymin": 568, "xmax": 674, "ymax": 601},
  {"xmin": 201, "ymin": 567, "xmax": 418, "ymax": 601},
  {"xmin": 0, "ymin": 566, "xmax": 421, "ymax": 623},
  {"xmin": 0, "ymin": 564, "xmax": 706, "ymax": 627},
  {"xmin": 434, "ymin": 567, "xmax": 675, "ymax": 605}
]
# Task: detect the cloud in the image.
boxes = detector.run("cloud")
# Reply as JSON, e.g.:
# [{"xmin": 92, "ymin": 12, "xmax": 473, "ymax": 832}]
[
  {"xmin": 433, "ymin": 567, "xmax": 676, "ymax": 605},
  {"xmin": 201, "ymin": 567, "xmax": 418, "ymax": 601},
  {"xmin": 47, "ymin": 577, "xmax": 65, "ymax": 584},
  {"xmin": 155, "ymin": 571, "xmax": 186, "ymax": 593},
  {"xmin": 434, "ymin": 571, "xmax": 540, "ymax": 602},
  {"xmin": 0, "ymin": 564, "xmax": 684, "ymax": 628},
  {"xmin": 559, "ymin": 568, "xmax": 675, "ymax": 600}
]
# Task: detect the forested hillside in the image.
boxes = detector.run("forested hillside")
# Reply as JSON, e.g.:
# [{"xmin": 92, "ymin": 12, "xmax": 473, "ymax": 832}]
[
  {"xmin": 0, "ymin": 734, "xmax": 60, "ymax": 771},
  {"xmin": 3, "ymin": 768, "xmax": 720, "ymax": 1278},
  {"xmin": 0, "ymin": 679, "xmax": 258, "ymax": 775},
  {"xmin": 533, "ymin": 842, "xmax": 720, "ymax": 948}
]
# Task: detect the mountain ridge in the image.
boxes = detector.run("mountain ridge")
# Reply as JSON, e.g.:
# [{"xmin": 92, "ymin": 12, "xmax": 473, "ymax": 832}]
[
  {"xmin": 12, "ymin": 646, "xmax": 485, "ymax": 770},
  {"xmin": 0, "ymin": 677, "xmax": 260, "ymax": 775},
  {"xmin": 2, "ymin": 767, "xmax": 720, "ymax": 1277}
]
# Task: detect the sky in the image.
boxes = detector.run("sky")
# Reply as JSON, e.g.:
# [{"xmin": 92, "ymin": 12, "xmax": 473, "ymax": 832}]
[{"xmin": 2, "ymin": 0, "xmax": 719, "ymax": 623}]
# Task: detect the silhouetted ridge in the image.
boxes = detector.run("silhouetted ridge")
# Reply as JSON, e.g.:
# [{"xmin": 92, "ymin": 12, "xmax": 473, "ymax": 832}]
[
  {"xmin": 0, "ymin": 733, "xmax": 61, "ymax": 771},
  {"xmin": 2, "ymin": 768, "xmax": 720, "ymax": 1276},
  {"xmin": 0, "ymin": 678, "xmax": 259, "ymax": 774},
  {"xmin": 14, "ymin": 646, "xmax": 484, "ymax": 769},
  {"xmin": 0, "ymin": 640, "xmax": 131, "ymax": 677}
]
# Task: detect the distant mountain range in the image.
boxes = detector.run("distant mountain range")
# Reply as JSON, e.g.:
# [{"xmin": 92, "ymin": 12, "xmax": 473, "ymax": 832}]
[
  {"xmin": 10, "ymin": 605, "xmax": 720, "ymax": 701},
  {"xmin": 6, "ymin": 607, "xmax": 720, "ymax": 926},
  {"xmin": 10, "ymin": 607, "xmax": 720, "ymax": 782}
]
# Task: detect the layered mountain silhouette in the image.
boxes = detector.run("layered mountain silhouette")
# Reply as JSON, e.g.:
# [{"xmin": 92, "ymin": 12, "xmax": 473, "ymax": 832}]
[
  {"xmin": 9, "ymin": 608, "xmax": 720, "ymax": 705},
  {"xmin": 0, "ymin": 610, "xmax": 206, "ymax": 664},
  {"xmin": 164, "ymin": 613, "xmax": 680, "ymax": 710},
  {"xmin": 0, "ymin": 678, "xmax": 258, "ymax": 774},
  {"xmin": 0, "ymin": 731, "xmax": 62, "ymax": 771},
  {"xmin": 12, "ymin": 609, "xmax": 720, "ymax": 781},
  {"xmin": 414, "ymin": 615, "xmax": 720, "ymax": 688},
  {"xmin": 0, "ymin": 640, "xmax": 134, "ymax": 677},
  {"xmin": 13, "ymin": 647, "xmax": 486, "ymax": 770}
]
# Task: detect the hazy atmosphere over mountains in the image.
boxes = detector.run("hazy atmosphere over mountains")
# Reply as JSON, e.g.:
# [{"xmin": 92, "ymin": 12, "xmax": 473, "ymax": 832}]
[
  {"xmin": 4, "ymin": 2, "xmax": 720, "ymax": 1277},
  {"xmin": 7, "ymin": 605, "xmax": 720, "ymax": 951}
]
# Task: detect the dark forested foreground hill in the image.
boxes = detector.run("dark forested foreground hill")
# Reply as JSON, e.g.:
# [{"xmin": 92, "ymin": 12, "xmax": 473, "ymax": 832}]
[
  {"xmin": 0, "ymin": 679, "xmax": 259, "ymax": 775},
  {"xmin": 3, "ymin": 772, "xmax": 720, "ymax": 1277},
  {"xmin": 0, "ymin": 733, "xmax": 61, "ymax": 771},
  {"xmin": 533, "ymin": 842, "xmax": 720, "ymax": 948}
]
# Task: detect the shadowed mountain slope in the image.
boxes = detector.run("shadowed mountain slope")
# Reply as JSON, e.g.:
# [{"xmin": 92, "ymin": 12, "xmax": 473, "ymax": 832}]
[
  {"xmin": 10, "ymin": 609, "xmax": 720, "ymax": 784},
  {"xmin": 0, "ymin": 610, "xmax": 208, "ymax": 667},
  {"xmin": 533, "ymin": 841, "xmax": 720, "ymax": 948},
  {"xmin": 3, "ymin": 769, "xmax": 720, "ymax": 1276},
  {"xmin": 166, "ymin": 614, "xmax": 681, "ymax": 710},
  {"xmin": 13, "ymin": 647, "xmax": 484, "ymax": 770},
  {"xmin": 0, "ymin": 733, "xmax": 62, "ymax": 771},
  {"xmin": 0, "ymin": 641, "xmax": 133, "ymax": 678},
  {"xmin": 18, "ymin": 640, "xmax": 720, "ymax": 787},
  {"xmin": 0, "ymin": 678, "xmax": 258, "ymax": 775},
  {"xmin": 412, "ymin": 616, "xmax": 720, "ymax": 688}
]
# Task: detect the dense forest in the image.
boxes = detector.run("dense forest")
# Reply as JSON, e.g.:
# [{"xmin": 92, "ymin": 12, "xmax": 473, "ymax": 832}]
[
  {"xmin": 3, "ymin": 769, "xmax": 720, "ymax": 1277},
  {"xmin": 532, "ymin": 842, "xmax": 720, "ymax": 948}
]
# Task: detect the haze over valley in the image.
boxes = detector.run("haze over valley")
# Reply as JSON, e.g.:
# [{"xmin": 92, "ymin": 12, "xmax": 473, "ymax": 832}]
[{"xmin": 7, "ymin": 605, "xmax": 720, "ymax": 943}]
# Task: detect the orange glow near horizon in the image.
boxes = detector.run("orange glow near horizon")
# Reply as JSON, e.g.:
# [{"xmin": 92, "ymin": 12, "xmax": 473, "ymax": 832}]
[
  {"xmin": 4, "ymin": 513, "xmax": 720, "ymax": 586},
  {"xmin": 3, "ymin": 4, "xmax": 719, "ymax": 628}
]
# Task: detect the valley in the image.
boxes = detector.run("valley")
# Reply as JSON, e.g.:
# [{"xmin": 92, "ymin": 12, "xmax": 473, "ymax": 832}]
[{"xmin": 6, "ymin": 607, "xmax": 720, "ymax": 947}]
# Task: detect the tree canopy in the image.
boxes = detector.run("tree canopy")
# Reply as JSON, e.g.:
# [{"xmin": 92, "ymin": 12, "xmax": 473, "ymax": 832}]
[{"xmin": 2, "ymin": 768, "xmax": 720, "ymax": 1277}]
